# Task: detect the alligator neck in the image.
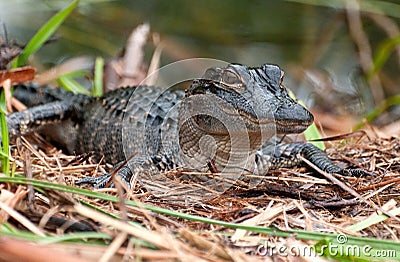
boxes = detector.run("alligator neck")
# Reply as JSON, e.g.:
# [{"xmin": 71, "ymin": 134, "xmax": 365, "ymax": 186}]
[{"xmin": 178, "ymin": 106, "xmax": 262, "ymax": 173}]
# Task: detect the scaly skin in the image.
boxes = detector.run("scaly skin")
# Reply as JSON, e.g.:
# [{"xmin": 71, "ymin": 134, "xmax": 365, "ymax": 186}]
[{"xmin": 8, "ymin": 64, "xmax": 372, "ymax": 189}]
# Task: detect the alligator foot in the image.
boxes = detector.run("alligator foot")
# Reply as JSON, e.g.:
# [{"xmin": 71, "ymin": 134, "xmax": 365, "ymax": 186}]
[
  {"xmin": 338, "ymin": 168, "xmax": 375, "ymax": 177},
  {"xmin": 262, "ymin": 142, "xmax": 375, "ymax": 178},
  {"xmin": 75, "ymin": 173, "xmax": 114, "ymax": 188},
  {"xmin": 75, "ymin": 165, "xmax": 134, "ymax": 188}
]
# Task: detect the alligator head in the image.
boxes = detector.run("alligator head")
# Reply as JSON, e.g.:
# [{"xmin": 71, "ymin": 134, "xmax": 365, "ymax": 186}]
[{"xmin": 178, "ymin": 64, "xmax": 314, "ymax": 171}]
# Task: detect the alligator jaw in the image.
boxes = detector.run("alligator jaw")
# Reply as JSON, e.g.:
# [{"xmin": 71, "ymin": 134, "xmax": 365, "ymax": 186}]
[{"xmin": 275, "ymin": 120, "xmax": 312, "ymax": 134}]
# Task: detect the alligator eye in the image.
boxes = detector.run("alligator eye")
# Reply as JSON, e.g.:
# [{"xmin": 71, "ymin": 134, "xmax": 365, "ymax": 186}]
[
  {"xmin": 221, "ymin": 70, "xmax": 243, "ymax": 88},
  {"xmin": 204, "ymin": 67, "xmax": 221, "ymax": 80}
]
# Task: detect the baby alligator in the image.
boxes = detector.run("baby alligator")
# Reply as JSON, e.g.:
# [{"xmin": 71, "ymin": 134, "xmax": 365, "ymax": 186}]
[{"xmin": 7, "ymin": 64, "xmax": 371, "ymax": 189}]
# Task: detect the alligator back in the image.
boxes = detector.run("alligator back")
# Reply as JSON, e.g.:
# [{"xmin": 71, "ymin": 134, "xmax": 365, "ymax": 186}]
[
  {"xmin": 12, "ymin": 85, "xmax": 185, "ymax": 164},
  {"xmin": 75, "ymin": 86, "xmax": 184, "ymax": 164}
]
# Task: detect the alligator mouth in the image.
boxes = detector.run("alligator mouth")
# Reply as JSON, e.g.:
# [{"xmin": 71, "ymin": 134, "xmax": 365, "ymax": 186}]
[
  {"xmin": 237, "ymin": 109, "xmax": 312, "ymax": 134},
  {"xmin": 275, "ymin": 120, "xmax": 311, "ymax": 133}
]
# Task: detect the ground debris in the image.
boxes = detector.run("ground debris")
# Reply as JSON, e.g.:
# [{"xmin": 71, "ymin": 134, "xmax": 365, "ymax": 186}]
[{"xmin": 1, "ymin": 134, "xmax": 399, "ymax": 261}]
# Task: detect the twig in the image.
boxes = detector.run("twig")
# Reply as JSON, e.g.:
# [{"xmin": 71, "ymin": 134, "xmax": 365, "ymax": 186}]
[
  {"xmin": 299, "ymin": 155, "xmax": 400, "ymax": 223},
  {"xmin": 345, "ymin": 0, "xmax": 384, "ymax": 103}
]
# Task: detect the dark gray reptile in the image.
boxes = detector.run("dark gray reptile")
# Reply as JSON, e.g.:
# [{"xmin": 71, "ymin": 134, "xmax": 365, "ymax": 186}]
[{"xmin": 6, "ymin": 64, "xmax": 371, "ymax": 189}]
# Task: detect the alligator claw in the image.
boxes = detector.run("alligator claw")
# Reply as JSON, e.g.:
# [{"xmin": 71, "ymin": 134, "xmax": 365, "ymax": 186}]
[
  {"xmin": 75, "ymin": 173, "xmax": 114, "ymax": 188},
  {"xmin": 338, "ymin": 168, "xmax": 376, "ymax": 177},
  {"xmin": 75, "ymin": 165, "xmax": 133, "ymax": 189}
]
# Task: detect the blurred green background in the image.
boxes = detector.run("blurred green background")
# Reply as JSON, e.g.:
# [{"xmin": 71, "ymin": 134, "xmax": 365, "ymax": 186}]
[{"xmin": 1, "ymin": 0, "xmax": 399, "ymax": 118}]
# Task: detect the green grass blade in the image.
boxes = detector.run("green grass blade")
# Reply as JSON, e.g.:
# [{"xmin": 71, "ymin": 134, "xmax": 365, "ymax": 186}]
[
  {"xmin": 355, "ymin": 95, "xmax": 400, "ymax": 129},
  {"xmin": 368, "ymin": 34, "xmax": 400, "ymax": 79},
  {"xmin": 59, "ymin": 70, "xmax": 89, "ymax": 79},
  {"xmin": 57, "ymin": 74, "xmax": 90, "ymax": 95},
  {"xmin": 0, "ymin": 150, "xmax": 9, "ymax": 158},
  {"xmin": 304, "ymin": 122, "xmax": 325, "ymax": 150},
  {"xmin": 0, "ymin": 111, "xmax": 10, "ymax": 175},
  {"xmin": 13, "ymin": 0, "xmax": 79, "ymax": 67},
  {"xmin": 38, "ymin": 232, "xmax": 112, "ymax": 244},
  {"xmin": 0, "ymin": 224, "xmax": 111, "ymax": 243},
  {"xmin": 93, "ymin": 57, "xmax": 104, "ymax": 97},
  {"xmin": 0, "ymin": 92, "xmax": 10, "ymax": 175},
  {"xmin": 346, "ymin": 207, "xmax": 400, "ymax": 233},
  {"xmin": 0, "ymin": 223, "xmax": 43, "ymax": 241}
]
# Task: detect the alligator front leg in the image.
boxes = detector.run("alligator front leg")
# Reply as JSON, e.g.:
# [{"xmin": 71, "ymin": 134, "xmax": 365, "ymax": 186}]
[
  {"xmin": 256, "ymin": 142, "xmax": 373, "ymax": 177},
  {"xmin": 6, "ymin": 101, "xmax": 77, "ymax": 139},
  {"xmin": 75, "ymin": 154, "xmax": 177, "ymax": 188}
]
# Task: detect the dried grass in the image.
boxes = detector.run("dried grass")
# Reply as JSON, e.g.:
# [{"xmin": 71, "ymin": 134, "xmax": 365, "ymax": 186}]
[{"xmin": 0, "ymin": 129, "xmax": 399, "ymax": 261}]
